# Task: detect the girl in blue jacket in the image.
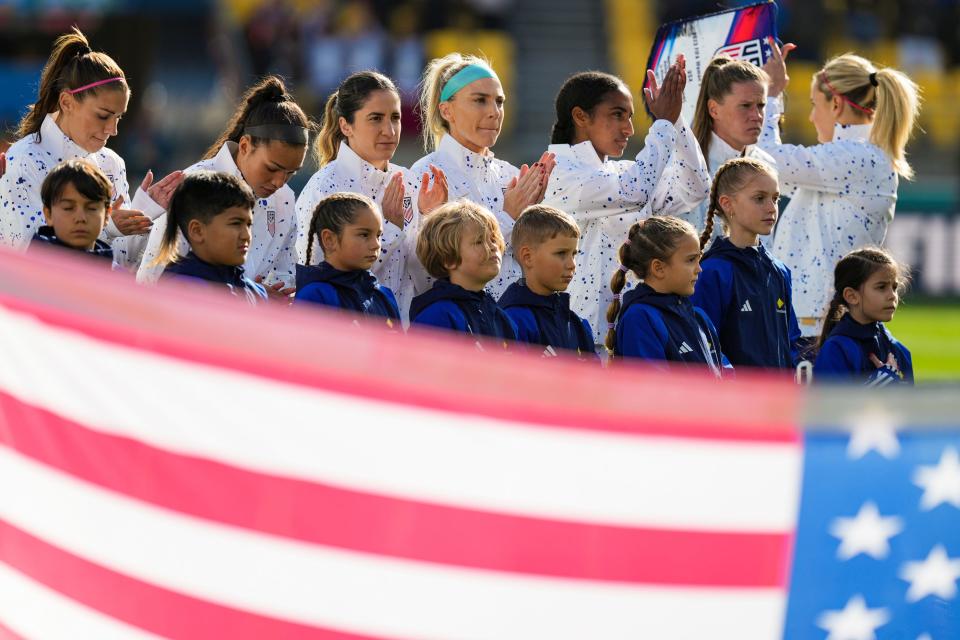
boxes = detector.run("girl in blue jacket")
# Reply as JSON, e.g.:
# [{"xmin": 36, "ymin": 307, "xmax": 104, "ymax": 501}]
[
  {"xmin": 606, "ymin": 216, "xmax": 731, "ymax": 377},
  {"xmin": 690, "ymin": 158, "xmax": 802, "ymax": 370},
  {"xmin": 294, "ymin": 192, "xmax": 400, "ymax": 325},
  {"xmin": 814, "ymin": 248, "xmax": 913, "ymax": 385}
]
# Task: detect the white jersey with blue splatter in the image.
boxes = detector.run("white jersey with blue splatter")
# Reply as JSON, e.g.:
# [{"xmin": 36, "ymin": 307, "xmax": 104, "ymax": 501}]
[
  {"xmin": 759, "ymin": 96, "xmax": 897, "ymax": 337},
  {"xmin": 135, "ymin": 142, "xmax": 298, "ymax": 288},
  {"xmin": 542, "ymin": 118, "xmax": 681, "ymax": 343},
  {"xmin": 636, "ymin": 115, "xmax": 712, "ymax": 221},
  {"xmin": 0, "ymin": 114, "xmax": 142, "ymax": 268},
  {"xmin": 410, "ymin": 134, "xmax": 521, "ymax": 301}
]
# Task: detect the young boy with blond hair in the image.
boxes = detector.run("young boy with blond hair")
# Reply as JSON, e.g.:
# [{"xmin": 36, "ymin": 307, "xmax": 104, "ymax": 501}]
[
  {"xmin": 410, "ymin": 200, "xmax": 517, "ymax": 340},
  {"xmin": 498, "ymin": 205, "xmax": 595, "ymax": 357}
]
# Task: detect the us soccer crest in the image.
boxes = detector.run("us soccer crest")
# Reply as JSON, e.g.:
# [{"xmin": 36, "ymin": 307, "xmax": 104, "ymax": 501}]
[
  {"xmin": 267, "ymin": 210, "xmax": 276, "ymax": 237},
  {"xmin": 714, "ymin": 39, "xmax": 765, "ymax": 66},
  {"xmin": 403, "ymin": 196, "xmax": 413, "ymax": 224}
]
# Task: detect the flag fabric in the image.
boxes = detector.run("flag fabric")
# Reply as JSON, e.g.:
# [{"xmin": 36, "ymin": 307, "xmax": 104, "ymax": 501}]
[
  {"xmin": 645, "ymin": 0, "xmax": 780, "ymax": 124},
  {"xmin": 785, "ymin": 402, "xmax": 960, "ymax": 639},
  {"xmin": 0, "ymin": 246, "xmax": 957, "ymax": 639}
]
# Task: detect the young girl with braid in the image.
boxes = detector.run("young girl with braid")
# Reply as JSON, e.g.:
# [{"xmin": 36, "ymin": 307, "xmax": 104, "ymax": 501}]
[
  {"xmin": 690, "ymin": 158, "xmax": 802, "ymax": 370},
  {"xmin": 605, "ymin": 216, "xmax": 731, "ymax": 377},
  {"xmin": 294, "ymin": 192, "xmax": 400, "ymax": 325},
  {"xmin": 814, "ymin": 248, "xmax": 913, "ymax": 385}
]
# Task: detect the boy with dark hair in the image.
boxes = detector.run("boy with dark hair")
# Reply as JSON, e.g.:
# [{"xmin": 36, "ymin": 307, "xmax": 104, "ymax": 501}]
[
  {"xmin": 156, "ymin": 171, "xmax": 267, "ymax": 303},
  {"xmin": 34, "ymin": 159, "xmax": 114, "ymax": 261}
]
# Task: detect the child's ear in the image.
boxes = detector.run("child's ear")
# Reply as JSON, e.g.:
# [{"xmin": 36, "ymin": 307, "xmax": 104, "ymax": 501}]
[
  {"xmin": 718, "ymin": 194, "xmax": 733, "ymax": 217},
  {"xmin": 842, "ymin": 286, "xmax": 860, "ymax": 307},
  {"xmin": 442, "ymin": 256, "xmax": 461, "ymax": 273},
  {"xmin": 42, "ymin": 206, "xmax": 52, "ymax": 225},
  {"xmin": 517, "ymin": 244, "xmax": 534, "ymax": 269},
  {"xmin": 649, "ymin": 257, "xmax": 665, "ymax": 279},
  {"xmin": 319, "ymin": 228, "xmax": 338, "ymax": 254},
  {"xmin": 186, "ymin": 219, "xmax": 205, "ymax": 245}
]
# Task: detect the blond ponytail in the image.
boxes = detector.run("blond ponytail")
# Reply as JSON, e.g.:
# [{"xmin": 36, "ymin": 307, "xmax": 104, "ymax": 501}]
[
  {"xmin": 816, "ymin": 54, "xmax": 920, "ymax": 179},
  {"xmin": 315, "ymin": 92, "xmax": 342, "ymax": 167}
]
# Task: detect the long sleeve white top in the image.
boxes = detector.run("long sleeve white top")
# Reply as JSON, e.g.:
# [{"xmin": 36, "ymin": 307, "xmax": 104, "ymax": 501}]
[
  {"xmin": 410, "ymin": 134, "xmax": 521, "ymax": 300},
  {"xmin": 758, "ymin": 97, "xmax": 898, "ymax": 336},
  {"xmin": 637, "ymin": 116, "xmax": 711, "ymax": 219},
  {"xmin": 0, "ymin": 114, "xmax": 149, "ymax": 269},
  {"xmin": 295, "ymin": 141, "xmax": 426, "ymax": 320},
  {"xmin": 136, "ymin": 142, "xmax": 298, "ymax": 287},
  {"xmin": 541, "ymin": 119, "xmax": 680, "ymax": 342}
]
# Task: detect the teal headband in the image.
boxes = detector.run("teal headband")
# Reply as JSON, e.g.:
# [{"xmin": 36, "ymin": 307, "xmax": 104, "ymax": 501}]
[{"xmin": 440, "ymin": 64, "xmax": 497, "ymax": 102}]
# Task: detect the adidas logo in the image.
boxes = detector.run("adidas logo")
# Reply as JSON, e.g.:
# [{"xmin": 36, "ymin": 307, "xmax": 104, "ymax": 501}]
[
  {"xmin": 740, "ymin": 300, "xmax": 753, "ymax": 312},
  {"xmin": 678, "ymin": 342, "xmax": 694, "ymax": 354}
]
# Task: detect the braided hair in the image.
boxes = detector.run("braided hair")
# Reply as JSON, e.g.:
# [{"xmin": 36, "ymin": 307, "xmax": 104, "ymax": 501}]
[
  {"xmin": 604, "ymin": 216, "xmax": 697, "ymax": 353},
  {"xmin": 700, "ymin": 157, "xmax": 777, "ymax": 250}
]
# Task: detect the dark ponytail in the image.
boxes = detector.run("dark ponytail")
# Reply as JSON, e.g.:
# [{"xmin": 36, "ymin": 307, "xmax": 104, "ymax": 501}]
[
  {"xmin": 204, "ymin": 75, "xmax": 314, "ymax": 160},
  {"xmin": 551, "ymin": 71, "xmax": 625, "ymax": 145},
  {"xmin": 17, "ymin": 27, "xmax": 128, "ymax": 141},
  {"xmin": 315, "ymin": 71, "xmax": 399, "ymax": 167},
  {"xmin": 604, "ymin": 216, "xmax": 697, "ymax": 353},
  {"xmin": 817, "ymin": 247, "xmax": 909, "ymax": 349}
]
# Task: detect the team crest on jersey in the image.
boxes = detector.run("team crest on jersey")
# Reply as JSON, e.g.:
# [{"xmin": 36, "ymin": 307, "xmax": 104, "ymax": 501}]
[
  {"xmin": 714, "ymin": 39, "xmax": 765, "ymax": 66},
  {"xmin": 403, "ymin": 196, "xmax": 413, "ymax": 224},
  {"xmin": 267, "ymin": 210, "xmax": 276, "ymax": 237}
]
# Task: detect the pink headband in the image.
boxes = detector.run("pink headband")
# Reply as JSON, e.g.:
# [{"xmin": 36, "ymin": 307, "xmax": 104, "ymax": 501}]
[
  {"xmin": 819, "ymin": 72, "xmax": 874, "ymax": 115},
  {"xmin": 68, "ymin": 77, "xmax": 126, "ymax": 95}
]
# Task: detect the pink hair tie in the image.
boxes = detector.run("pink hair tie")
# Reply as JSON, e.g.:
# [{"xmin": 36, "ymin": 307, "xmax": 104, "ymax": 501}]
[
  {"xmin": 618, "ymin": 264, "xmax": 629, "ymax": 273},
  {"xmin": 68, "ymin": 77, "xmax": 126, "ymax": 95},
  {"xmin": 819, "ymin": 72, "xmax": 874, "ymax": 115},
  {"xmin": 607, "ymin": 322, "xmax": 616, "ymax": 330},
  {"xmin": 624, "ymin": 239, "xmax": 632, "ymax": 246},
  {"xmin": 613, "ymin": 293, "xmax": 622, "ymax": 301}
]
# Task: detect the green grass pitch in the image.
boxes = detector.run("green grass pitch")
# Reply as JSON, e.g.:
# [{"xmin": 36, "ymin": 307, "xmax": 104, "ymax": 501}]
[{"xmin": 885, "ymin": 301, "xmax": 960, "ymax": 382}]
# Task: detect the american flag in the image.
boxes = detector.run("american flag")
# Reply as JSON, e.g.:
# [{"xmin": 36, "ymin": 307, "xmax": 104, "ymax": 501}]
[
  {"xmin": 785, "ymin": 398, "xmax": 960, "ymax": 639},
  {"xmin": 0, "ymin": 246, "xmax": 955, "ymax": 639}
]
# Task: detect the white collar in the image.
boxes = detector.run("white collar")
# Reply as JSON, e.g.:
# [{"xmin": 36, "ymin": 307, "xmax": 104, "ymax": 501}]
[
  {"xmin": 548, "ymin": 139, "xmax": 606, "ymax": 168},
  {"xmin": 336, "ymin": 140, "xmax": 392, "ymax": 187},
  {"xmin": 707, "ymin": 132, "xmax": 756, "ymax": 172},
  {"xmin": 38, "ymin": 113, "xmax": 96, "ymax": 161},
  {"xmin": 212, "ymin": 142, "xmax": 244, "ymax": 179},
  {"xmin": 437, "ymin": 134, "xmax": 496, "ymax": 172},
  {"xmin": 833, "ymin": 122, "xmax": 872, "ymax": 142}
]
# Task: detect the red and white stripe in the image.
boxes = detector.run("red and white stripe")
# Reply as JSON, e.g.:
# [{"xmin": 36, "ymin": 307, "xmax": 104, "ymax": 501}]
[{"xmin": 0, "ymin": 247, "xmax": 803, "ymax": 639}]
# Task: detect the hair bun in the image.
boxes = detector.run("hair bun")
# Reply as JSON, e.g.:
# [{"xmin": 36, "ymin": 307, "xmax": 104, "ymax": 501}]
[{"xmin": 248, "ymin": 76, "xmax": 289, "ymax": 105}]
